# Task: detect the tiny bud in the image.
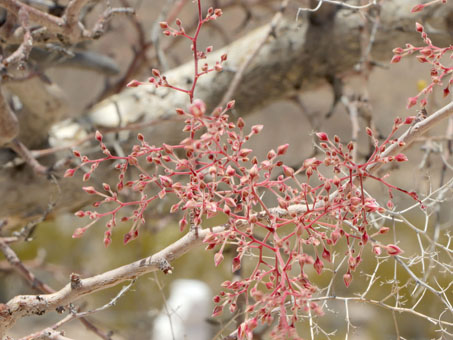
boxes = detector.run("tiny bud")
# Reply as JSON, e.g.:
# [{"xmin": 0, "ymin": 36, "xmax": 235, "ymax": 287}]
[
  {"xmin": 214, "ymin": 252, "xmax": 224, "ymax": 266},
  {"xmin": 152, "ymin": 68, "xmax": 161, "ymax": 77},
  {"xmin": 313, "ymin": 256, "xmax": 323, "ymax": 275},
  {"xmin": 226, "ymin": 100, "xmax": 235, "ymax": 109},
  {"xmin": 387, "ymin": 200, "xmax": 394, "ymax": 209},
  {"xmin": 404, "ymin": 116, "xmax": 416, "ymax": 124},
  {"xmin": 392, "ymin": 47, "xmax": 403, "ymax": 54},
  {"xmin": 137, "ymin": 133, "xmax": 144, "ymax": 141},
  {"xmin": 366, "ymin": 127, "xmax": 373, "ymax": 136},
  {"xmin": 407, "ymin": 96, "xmax": 418, "ymax": 109},
  {"xmin": 415, "ymin": 23, "xmax": 424, "ymax": 33},
  {"xmin": 82, "ymin": 186, "xmax": 96, "ymax": 194},
  {"xmin": 248, "ymin": 164, "xmax": 259, "ymax": 178},
  {"xmin": 179, "ymin": 218, "xmax": 187, "ymax": 231},
  {"xmin": 64, "ymin": 168, "xmax": 76, "ymax": 178},
  {"xmin": 394, "ymin": 153, "xmax": 408, "ymax": 162},
  {"xmin": 412, "ymin": 4, "xmax": 425, "ymax": 13},
  {"xmin": 126, "ymin": 80, "xmax": 142, "ymax": 87},
  {"xmin": 175, "ymin": 108, "xmax": 185, "ymax": 115},
  {"xmin": 123, "ymin": 232, "xmax": 132, "ymax": 245},
  {"xmin": 343, "ymin": 271, "xmax": 352, "ymax": 287},
  {"xmin": 104, "ymin": 231, "xmax": 111, "ymax": 247},
  {"xmin": 95, "ymin": 130, "xmax": 103, "ymax": 142},
  {"xmin": 277, "ymin": 144, "xmax": 289, "ymax": 156},
  {"xmin": 212, "ymin": 305, "xmax": 223, "ymax": 317},
  {"xmin": 386, "ymin": 244, "xmax": 403, "ymax": 256},
  {"xmin": 267, "ymin": 149, "xmax": 276, "ymax": 160},
  {"xmin": 232, "ymin": 256, "xmax": 241, "ymax": 272},
  {"xmin": 373, "ymin": 245, "xmax": 382, "ymax": 256},
  {"xmin": 237, "ymin": 117, "xmax": 245, "ymax": 129},
  {"xmin": 226, "ymin": 165, "xmax": 236, "ymax": 176},
  {"xmin": 102, "ymin": 183, "xmax": 111, "ymax": 191},
  {"xmin": 159, "ymin": 21, "xmax": 168, "ymax": 29},
  {"xmin": 322, "ymin": 248, "xmax": 331, "ymax": 262},
  {"xmin": 190, "ymin": 99, "xmax": 206, "ymax": 117},
  {"xmin": 74, "ymin": 210, "xmax": 85, "ymax": 218},
  {"xmin": 251, "ymin": 125, "xmax": 263, "ymax": 134},
  {"xmin": 391, "ymin": 55, "xmax": 402, "ymax": 63},
  {"xmin": 72, "ymin": 227, "xmax": 87, "ymax": 238},
  {"xmin": 175, "ymin": 18, "xmax": 182, "ymax": 26},
  {"xmin": 316, "ymin": 132, "xmax": 328, "ymax": 141},
  {"xmin": 220, "ymin": 54, "xmax": 227, "ymax": 61},
  {"xmin": 282, "ymin": 165, "xmax": 294, "ymax": 177},
  {"xmin": 444, "ymin": 87, "xmax": 450, "ymax": 97}
]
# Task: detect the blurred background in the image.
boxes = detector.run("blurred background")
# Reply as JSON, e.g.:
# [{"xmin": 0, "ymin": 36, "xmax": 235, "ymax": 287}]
[{"xmin": 0, "ymin": 0, "xmax": 452, "ymax": 339}]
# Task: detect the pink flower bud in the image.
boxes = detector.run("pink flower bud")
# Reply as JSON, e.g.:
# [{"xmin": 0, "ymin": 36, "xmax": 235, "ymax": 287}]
[
  {"xmin": 277, "ymin": 144, "xmax": 289, "ymax": 156},
  {"xmin": 214, "ymin": 252, "xmax": 224, "ymax": 266},
  {"xmin": 391, "ymin": 55, "xmax": 402, "ymax": 63},
  {"xmin": 104, "ymin": 230, "xmax": 112, "ymax": 247},
  {"xmin": 343, "ymin": 272, "xmax": 352, "ymax": 287},
  {"xmin": 95, "ymin": 131, "xmax": 103, "ymax": 142},
  {"xmin": 237, "ymin": 117, "xmax": 245, "ymax": 129},
  {"xmin": 74, "ymin": 210, "xmax": 85, "ymax": 217},
  {"xmin": 159, "ymin": 21, "xmax": 168, "ymax": 29},
  {"xmin": 248, "ymin": 164, "xmax": 259, "ymax": 178},
  {"xmin": 322, "ymin": 248, "xmax": 331, "ymax": 262},
  {"xmin": 179, "ymin": 218, "xmax": 187, "ymax": 231},
  {"xmin": 282, "ymin": 165, "xmax": 294, "ymax": 177},
  {"xmin": 190, "ymin": 99, "xmax": 206, "ymax": 117},
  {"xmin": 126, "ymin": 80, "xmax": 142, "ymax": 87},
  {"xmin": 316, "ymin": 132, "xmax": 328, "ymax": 141},
  {"xmin": 314, "ymin": 256, "xmax": 323, "ymax": 275},
  {"xmin": 415, "ymin": 23, "xmax": 424, "ymax": 33},
  {"xmin": 373, "ymin": 245, "xmax": 382, "ymax": 255},
  {"xmin": 251, "ymin": 125, "xmax": 263, "ymax": 134},
  {"xmin": 212, "ymin": 305, "xmax": 223, "ymax": 317},
  {"xmin": 407, "ymin": 96, "xmax": 418, "ymax": 109},
  {"xmin": 412, "ymin": 4, "xmax": 425, "ymax": 13},
  {"xmin": 82, "ymin": 186, "xmax": 96, "ymax": 194},
  {"xmin": 232, "ymin": 256, "xmax": 241, "ymax": 272},
  {"xmin": 72, "ymin": 227, "xmax": 87, "ymax": 238},
  {"xmin": 152, "ymin": 68, "xmax": 161, "ymax": 77},
  {"xmin": 394, "ymin": 153, "xmax": 408, "ymax": 162},
  {"xmin": 64, "ymin": 168, "xmax": 75, "ymax": 177},
  {"xmin": 404, "ymin": 116, "xmax": 416, "ymax": 124},
  {"xmin": 386, "ymin": 244, "xmax": 403, "ymax": 256}
]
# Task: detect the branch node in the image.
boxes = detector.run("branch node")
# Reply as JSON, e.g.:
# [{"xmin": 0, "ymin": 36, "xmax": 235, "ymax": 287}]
[{"xmin": 70, "ymin": 273, "xmax": 82, "ymax": 289}]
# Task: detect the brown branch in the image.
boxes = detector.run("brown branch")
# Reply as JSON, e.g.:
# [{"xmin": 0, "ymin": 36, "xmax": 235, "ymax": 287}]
[
  {"xmin": 63, "ymin": 0, "xmax": 91, "ymax": 28},
  {"xmin": 0, "ymin": 90, "xmax": 19, "ymax": 147},
  {"xmin": 2, "ymin": 7, "xmax": 33, "ymax": 67},
  {"xmin": 0, "ymin": 224, "xmax": 226, "ymax": 336}
]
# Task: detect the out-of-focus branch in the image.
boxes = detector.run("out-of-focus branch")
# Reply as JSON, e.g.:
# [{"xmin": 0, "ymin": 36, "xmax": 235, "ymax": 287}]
[
  {"xmin": 0, "ymin": 89, "xmax": 19, "ymax": 147},
  {"xmin": 0, "ymin": 224, "xmax": 224, "ymax": 336}
]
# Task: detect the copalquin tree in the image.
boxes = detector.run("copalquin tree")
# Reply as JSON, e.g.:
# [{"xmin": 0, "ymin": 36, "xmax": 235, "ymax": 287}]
[{"xmin": 0, "ymin": 0, "xmax": 452, "ymax": 339}]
